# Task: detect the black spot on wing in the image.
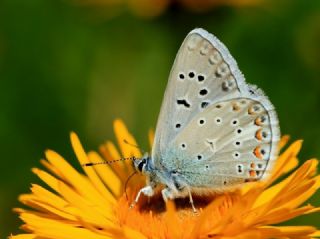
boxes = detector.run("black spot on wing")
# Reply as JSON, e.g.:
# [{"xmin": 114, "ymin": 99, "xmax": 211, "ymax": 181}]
[{"xmin": 177, "ymin": 99, "xmax": 191, "ymax": 108}]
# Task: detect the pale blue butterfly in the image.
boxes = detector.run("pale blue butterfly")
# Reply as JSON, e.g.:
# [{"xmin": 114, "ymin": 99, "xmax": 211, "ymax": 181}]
[{"xmin": 131, "ymin": 28, "xmax": 280, "ymax": 211}]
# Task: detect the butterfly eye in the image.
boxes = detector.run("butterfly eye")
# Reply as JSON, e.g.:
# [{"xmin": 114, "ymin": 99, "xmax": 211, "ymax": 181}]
[
  {"xmin": 197, "ymin": 155, "xmax": 203, "ymax": 160},
  {"xmin": 175, "ymin": 123, "xmax": 181, "ymax": 129}
]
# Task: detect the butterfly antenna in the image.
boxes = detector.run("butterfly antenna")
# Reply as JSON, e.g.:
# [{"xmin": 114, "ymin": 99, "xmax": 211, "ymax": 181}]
[
  {"xmin": 81, "ymin": 156, "xmax": 136, "ymax": 167},
  {"xmin": 124, "ymin": 171, "xmax": 138, "ymax": 201},
  {"xmin": 123, "ymin": 139, "xmax": 145, "ymax": 154}
]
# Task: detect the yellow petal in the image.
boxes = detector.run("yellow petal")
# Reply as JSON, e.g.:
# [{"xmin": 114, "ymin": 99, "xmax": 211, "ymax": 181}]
[
  {"xmin": 268, "ymin": 140, "xmax": 302, "ymax": 184},
  {"xmin": 105, "ymin": 141, "xmax": 129, "ymax": 180},
  {"xmin": 148, "ymin": 128, "xmax": 154, "ymax": 148},
  {"xmin": 259, "ymin": 225, "xmax": 316, "ymax": 238},
  {"xmin": 253, "ymin": 157, "xmax": 314, "ymax": 210},
  {"xmin": 122, "ymin": 226, "xmax": 148, "ymax": 239},
  {"xmin": 57, "ymin": 181, "xmax": 115, "ymax": 227},
  {"xmin": 9, "ymin": 234, "xmax": 37, "ymax": 239},
  {"xmin": 40, "ymin": 159, "xmax": 65, "ymax": 180},
  {"xmin": 32, "ymin": 168, "xmax": 61, "ymax": 192},
  {"xmin": 164, "ymin": 201, "xmax": 181, "ymax": 239},
  {"xmin": 278, "ymin": 135, "xmax": 290, "ymax": 151},
  {"xmin": 260, "ymin": 205, "xmax": 315, "ymax": 225},
  {"xmin": 19, "ymin": 212, "xmax": 114, "ymax": 239},
  {"xmin": 311, "ymin": 230, "xmax": 320, "ymax": 237},
  {"xmin": 276, "ymin": 177, "xmax": 320, "ymax": 210},
  {"xmin": 113, "ymin": 119, "xmax": 141, "ymax": 174},
  {"xmin": 70, "ymin": 132, "xmax": 119, "ymax": 200},
  {"xmin": 45, "ymin": 150, "xmax": 116, "ymax": 208}
]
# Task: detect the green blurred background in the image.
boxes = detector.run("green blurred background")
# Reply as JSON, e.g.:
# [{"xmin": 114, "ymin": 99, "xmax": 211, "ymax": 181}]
[{"xmin": 1, "ymin": 0, "xmax": 320, "ymax": 237}]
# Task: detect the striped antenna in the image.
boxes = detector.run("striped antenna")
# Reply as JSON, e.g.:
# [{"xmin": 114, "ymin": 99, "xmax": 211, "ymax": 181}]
[
  {"xmin": 81, "ymin": 156, "xmax": 136, "ymax": 167},
  {"xmin": 123, "ymin": 139, "xmax": 145, "ymax": 154}
]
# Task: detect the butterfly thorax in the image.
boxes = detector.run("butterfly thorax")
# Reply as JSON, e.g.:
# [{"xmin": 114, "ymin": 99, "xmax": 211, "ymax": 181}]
[{"xmin": 134, "ymin": 154, "xmax": 187, "ymax": 194}]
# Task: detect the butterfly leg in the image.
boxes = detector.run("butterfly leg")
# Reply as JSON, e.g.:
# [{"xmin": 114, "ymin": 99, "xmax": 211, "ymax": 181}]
[
  {"xmin": 161, "ymin": 187, "xmax": 197, "ymax": 213},
  {"xmin": 186, "ymin": 187, "xmax": 197, "ymax": 213},
  {"xmin": 161, "ymin": 187, "xmax": 175, "ymax": 202},
  {"xmin": 130, "ymin": 185, "xmax": 155, "ymax": 209}
]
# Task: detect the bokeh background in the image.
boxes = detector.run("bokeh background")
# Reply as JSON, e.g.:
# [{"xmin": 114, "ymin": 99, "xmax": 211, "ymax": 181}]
[{"xmin": 1, "ymin": 0, "xmax": 320, "ymax": 237}]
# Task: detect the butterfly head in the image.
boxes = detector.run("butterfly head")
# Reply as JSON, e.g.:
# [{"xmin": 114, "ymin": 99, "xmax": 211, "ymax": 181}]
[{"xmin": 133, "ymin": 153, "xmax": 151, "ymax": 174}]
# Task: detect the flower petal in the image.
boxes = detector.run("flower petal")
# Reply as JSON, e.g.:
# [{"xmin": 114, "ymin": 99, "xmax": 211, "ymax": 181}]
[
  {"xmin": 148, "ymin": 129, "xmax": 154, "ymax": 148},
  {"xmin": 113, "ymin": 119, "xmax": 141, "ymax": 174},
  {"xmin": 10, "ymin": 234, "xmax": 38, "ymax": 239},
  {"xmin": 164, "ymin": 201, "xmax": 181, "ymax": 239},
  {"xmin": 99, "ymin": 142, "xmax": 128, "ymax": 182},
  {"xmin": 278, "ymin": 135, "xmax": 290, "ymax": 150},
  {"xmin": 268, "ymin": 140, "xmax": 302, "ymax": 184},
  {"xmin": 19, "ymin": 212, "xmax": 113, "ymax": 239},
  {"xmin": 45, "ymin": 149, "xmax": 116, "ymax": 207},
  {"xmin": 70, "ymin": 132, "xmax": 119, "ymax": 200}
]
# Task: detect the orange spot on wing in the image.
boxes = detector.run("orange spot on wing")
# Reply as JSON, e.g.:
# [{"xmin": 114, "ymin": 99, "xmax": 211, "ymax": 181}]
[
  {"xmin": 232, "ymin": 103, "xmax": 240, "ymax": 111},
  {"xmin": 255, "ymin": 129, "xmax": 263, "ymax": 141},
  {"xmin": 249, "ymin": 170, "xmax": 256, "ymax": 177},
  {"xmin": 255, "ymin": 117, "xmax": 263, "ymax": 126},
  {"xmin": 248, "ymin": 106, "xmax": 255, "ymax": 114},
  {"xmin": 254, "ymin": 146, "xmax": 263, "ymax": 159}
]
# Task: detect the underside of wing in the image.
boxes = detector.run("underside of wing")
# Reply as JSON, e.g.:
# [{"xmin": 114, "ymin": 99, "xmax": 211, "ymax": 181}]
[{"xmin": 165, "ymin": 97, "xmax": 280, "ymax": 189}]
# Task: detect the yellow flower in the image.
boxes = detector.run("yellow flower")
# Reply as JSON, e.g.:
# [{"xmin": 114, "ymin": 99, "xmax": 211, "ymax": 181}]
[{"xmin": 11, "ymin": 119, "xmax": 320, "ymax": 239}]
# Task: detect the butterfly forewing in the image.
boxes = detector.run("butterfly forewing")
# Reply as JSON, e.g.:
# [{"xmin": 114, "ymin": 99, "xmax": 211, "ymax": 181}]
[
  {"xmin": 153, "ymin": 29, "xmax": 246, "ymax": 161},
  {"xmin": 152, "ymin": 28, "xmax": 280, "ymax": 190}
]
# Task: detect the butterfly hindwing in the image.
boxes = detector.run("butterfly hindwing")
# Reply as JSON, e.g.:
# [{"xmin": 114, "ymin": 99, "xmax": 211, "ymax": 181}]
[{"xmin": 165, "ymin": 98, "xmax": 279, "ymax": 190}]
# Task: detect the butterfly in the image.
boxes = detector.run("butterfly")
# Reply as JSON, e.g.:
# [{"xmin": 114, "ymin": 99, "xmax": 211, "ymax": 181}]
[{"xmin": 132, "ymin": 28, "xmax": 280, "ymax": 211}]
